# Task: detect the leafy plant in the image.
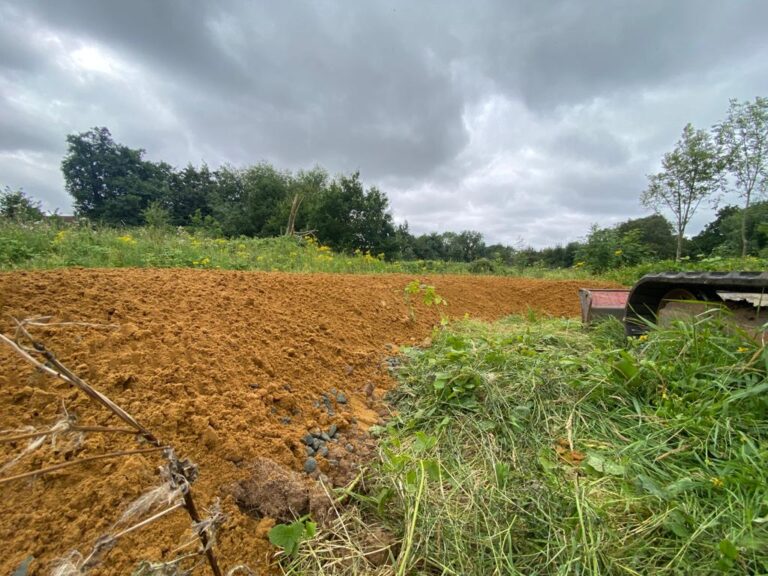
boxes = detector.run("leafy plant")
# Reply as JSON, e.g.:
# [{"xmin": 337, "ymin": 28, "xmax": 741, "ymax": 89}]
[{"xmin": 268, "ymin": 517, "xmax": 317, "ymax": 557}]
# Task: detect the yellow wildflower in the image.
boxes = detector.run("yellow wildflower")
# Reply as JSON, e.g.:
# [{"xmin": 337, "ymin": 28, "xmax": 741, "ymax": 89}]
[
  {"xmin": 614, "ymin": 249, "xmax": 623, "ymax": 256},
  {"xmin": 737, "ymin": 347, "xmax": 749, "ymax": 353},
  {"xmin": 710, "ymin": 477, "xmax": 724, "ymax": 489}
]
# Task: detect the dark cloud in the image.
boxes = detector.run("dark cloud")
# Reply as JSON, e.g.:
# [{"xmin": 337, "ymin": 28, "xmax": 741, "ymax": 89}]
[{"xmin": 1, "ymin": 0, "xmax": 767, "ymax": 246}]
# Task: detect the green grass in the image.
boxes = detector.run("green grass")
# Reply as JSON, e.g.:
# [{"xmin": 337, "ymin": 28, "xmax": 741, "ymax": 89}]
[
  {"xmin": 1, "ymin": 221, "xmax": 766, "ymax": 284},
  {"xmin": 284, "ymin": 313, "xmax": 768, "ymax": 575}
]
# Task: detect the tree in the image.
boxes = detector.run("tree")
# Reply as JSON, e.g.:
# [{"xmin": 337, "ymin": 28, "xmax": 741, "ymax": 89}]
[
  {"xmin": 689, "ymin": 205, "xmax": 739, "ymax": 256},
  {"xmin": 615, "ymin": 214, "xmax": 676, "ymax": 260},
  {"xmin": 575, "ymin": 224, "xmax": 649, "ymax": 273},
  {"xmin": 61, "ymin": 127, "xmax": 168, "ymax": 225},
  {"xmin": 642, "ymin": 124, "xmax": 723, "ymax": 261},
  {"xmin": 164, "ymin": 163, "xmax": 218, "ymax": 226},
  {"xmin": 304, "ymin": 172, "xmax": 396, "ymax": 257},
  {"xmin": 283, "ymin": 167, "xmax": 328, "ymax": 236},
  {"xmin": 212, "ymin": 163, "xmax": 291, "ymax": 237},
  {"xmin": 0, "ymin": 187, "xmax": 45, "ymax": 222},
  {"xmin": 715, "ymin": 97, "xmax": 768, "ymax": 256}
]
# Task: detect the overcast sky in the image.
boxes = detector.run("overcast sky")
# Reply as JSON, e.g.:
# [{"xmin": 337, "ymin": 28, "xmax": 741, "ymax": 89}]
[{"xmin": 1, "ymin": 1, "xmax": 767, "ymax": 247}]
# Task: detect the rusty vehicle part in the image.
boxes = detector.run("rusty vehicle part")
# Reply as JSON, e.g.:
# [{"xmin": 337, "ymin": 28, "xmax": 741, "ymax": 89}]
[
  {"xmin": 578, "ymin": 288, "xmax": 630, "ymax": 325},
  {"xmin": 624, "ymin": 271, "xmax": 768, "ymax": 336}
]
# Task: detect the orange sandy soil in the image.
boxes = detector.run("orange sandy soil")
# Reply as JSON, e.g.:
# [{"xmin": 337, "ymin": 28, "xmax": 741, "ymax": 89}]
[{"xmin": 0, "ymin": 269, "xmax": 617, "ymax": 575}]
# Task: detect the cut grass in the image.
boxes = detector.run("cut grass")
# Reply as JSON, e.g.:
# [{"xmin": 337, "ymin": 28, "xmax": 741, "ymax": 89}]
[{"xmin": 284, "ymin": 314, "xmax": 768, "ymax": 575}]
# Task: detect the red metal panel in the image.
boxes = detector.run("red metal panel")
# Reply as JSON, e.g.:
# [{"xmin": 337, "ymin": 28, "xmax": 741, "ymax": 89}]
[{"xmin": 590, "ymin": 290, "xmax": 630, "ymax": 308}]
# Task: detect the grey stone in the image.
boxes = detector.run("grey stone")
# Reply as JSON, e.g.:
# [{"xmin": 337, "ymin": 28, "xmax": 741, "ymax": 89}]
[
  {"xmin": 328, "ymin": 424, "xmax": 338, "ymax": 437},
  {"xmin": 305, "ymin": 446, "xmax": 316, "ymax": 456},
  {"xmin": 320, "ymin": 432, "xmax": 331, "ymax": 442},
  {"xmin": 336, "ymin": 392, "xmax": 347, "ymax": 404},
  {"xmin": 304, "ymin": 457, "xmax": 318, "ymax": 473},
  {"xmin": 345, "ymin": 443, "xmax": 355, "ymax": 453},
  {"xmin": 319, "ymin": 446, "xmax": 329, "ymax": 458},
  {"xmin": 302, "ymin": 433, "xmax": 313, "ymax": 445}
]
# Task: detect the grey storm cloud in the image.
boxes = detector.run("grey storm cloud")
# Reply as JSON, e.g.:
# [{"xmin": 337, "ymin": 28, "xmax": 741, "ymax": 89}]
[{"xmin": 1, "ymin": 0, "xmax": 767, "ymax": 246}]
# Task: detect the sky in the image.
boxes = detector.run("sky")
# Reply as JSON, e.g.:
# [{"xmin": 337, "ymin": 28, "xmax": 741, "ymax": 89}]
[{"xmin": 1, "ymin": 1, "xmax": 767, "ymax": 248}]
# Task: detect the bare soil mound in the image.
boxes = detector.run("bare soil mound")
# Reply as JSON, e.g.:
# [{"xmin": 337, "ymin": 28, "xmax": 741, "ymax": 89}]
[{"xmin": 0, "ymin": 269, "xmax": 615, "ymax": 574}]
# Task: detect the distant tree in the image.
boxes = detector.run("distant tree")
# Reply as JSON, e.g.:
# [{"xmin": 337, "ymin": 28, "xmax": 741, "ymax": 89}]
[
  {"xmin": 615, "ymin": 214, "xmax": 676, "ymax": 260},
  {"xmin": 485, "ymin": 243, "xmax": 516, "ymax": 265},
  {"xmin": 61, "ymin": 127, "xmax": 168, "ymax": 225},
  {"xmin": 715, "ymin": 97, "xmax": 768, "ymax": 256},
  {"xmin": 142, "ymin": 200, "xmax": 171, "ymax": 229},
  {"xmin": 575, "ymin": 225, "xmax": 650, "ymax": 273},
  {"xmin": 165, "ymin": 163, "xmax": 218, "ymax": 226},
  {"xmin": 394, "ymin": 222, "xmax": 417, "ymax": 260},
  {"xmin": 0, "ymin": 187, "xmax": 45, "ymax": 222},
  {"xmin": 690, "ymin": 205, "xmax": 740, "ymax": 256},
  {"xmin": 444, "ymin": 231, "xmax": 485, "ymax": 262},
  {"xmin": 412, "ymin": 232, "xmax": 447, "ymax": 260},
  {"xmin": 305, "ymin": 172, "xmax": 397, "ymax": 257},
  {"xmin": 283, "ymin": 166, "xmax": 328, "ymax": 236},
  {"xmin": 642, "ymin": 124, "xmax": 723, "ymax": 261},
  {"xmin": 213, "ymin": 163, "xmax": 291, "ymax": 237}
]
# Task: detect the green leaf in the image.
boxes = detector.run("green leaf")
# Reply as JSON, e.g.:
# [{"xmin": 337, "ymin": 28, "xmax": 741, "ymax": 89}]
[
  {"xmin": 268, "ymin": 522, "xmax": 304, "ymax": 556},
  {"xmin": 613, "ymin": 350, "xmax": 639, "ymax": 382},
  {"xmin": 584, "ymin": 454, "xmax": 625, "ymax": 476},
  {"xmin": 413, "ymin": 431, "xmax": 437, "ymax": 452},
  {"xmin": 727, "ymin": 380, "xmax": 768, "ymax": 403},
  {"xmin": 424, "ymin": 458, "xmax": 441, "ymax": 481},
  {"xmin": 268, "ymin": 518, "xmax": 316, "ymax": 557},
  {"xmin": 636, "ymin": 474, "xmax": 667, "ymax": 500},
  {"xmin": 718, "ymin": 539, "xmax": 739, "ymax": 561}
]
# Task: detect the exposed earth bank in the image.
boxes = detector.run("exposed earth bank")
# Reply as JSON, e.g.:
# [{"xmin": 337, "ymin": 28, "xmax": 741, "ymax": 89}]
[{"xmin": 0, "ymin": 269, "xmax": 617, "ymax": 575}]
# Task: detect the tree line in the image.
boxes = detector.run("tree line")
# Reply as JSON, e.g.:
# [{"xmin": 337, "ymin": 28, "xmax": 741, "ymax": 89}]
[{"xmin": 2, "ymin": 96, "xmax": 765, "ymax": 269}]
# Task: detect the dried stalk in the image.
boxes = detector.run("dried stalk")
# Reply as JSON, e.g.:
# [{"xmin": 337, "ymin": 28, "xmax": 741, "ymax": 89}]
[
  {"xmin": 0, "ymin": 446, "xmax": 168, "ymax": 485},
  {"xmin": 17, "ymin": 316, "xmax": 119, "ymax": 331},
  {"xmin": 1, "ymin": 318, "xmax": 225, "ymax": 575},
  {"xmin": 0, "ymin": 424, "xmax": 138, "ymax": 444},
  {"xmin": 1, "ymin": 325, "xmax": 159, "ymax": 444}
]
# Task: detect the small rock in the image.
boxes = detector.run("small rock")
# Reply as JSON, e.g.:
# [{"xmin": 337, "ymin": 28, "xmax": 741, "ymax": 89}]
[
  {"xmin": 328, "ymin": 424, "xmax": 338, "ymax": 437},
  {"xmin": 305, "ymin": 446, "xmax": 316, "ymax": 456},
  {"xmin": 319, "ymin": 446, "xmax": 329, "ymax": 458},
  {"xmin": 345, "ymin": 443, "xmax": 355, "ymax": 453},
  {"xmin": 311, "ymin": 429, "xmax": 323, "ymax": 437},
  {"xmin": 336, "ymin": 392, "xmax": 347, "ymax": 404},
  {"xmin": 302, "ymin": 434, "xmax": 314, "ymax": 445},
  {"xmin": 328, "ymin": 459, "xmax": 339, "ymax": 467},
  {"xmin": 320, "ymin": 432, "xmax": 331, "ymax": 442},
  {"xmin": 311, "ymin": 438, "xmax": 321, "ymax": 450},
  {"xmin": 249, "ymin": 382, "xmax": 261, "ymax": 389},
  {"xmin": 304, "ymin": 457, "xmax": 318, "ymax": 473},
  {"xmin": 280, "ymin": 416, "xmax": 292, "ymax": 425}
]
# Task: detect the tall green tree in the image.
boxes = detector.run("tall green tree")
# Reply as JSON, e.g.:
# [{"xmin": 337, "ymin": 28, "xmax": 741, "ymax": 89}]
[
  {"xmin": 0, "ymin": 187, "xmax": 45, "ymax": 222},
  {"xmin": 305, "ymin": 172, "xmax": 396, "ymax": 256},
  {"xmin": 213, "ymin": 163, "xmax": 291, "ymax": 237},
  {"xmin": 615, "ymin": 214, "xmax": 676, "ymax": 259},
  {"xmin": 715, "ymin": 97, "xmax": 768, "ymax": 256},
  {"xmin": 165, "ymin": 163, "xmax": 218, "ymax": 226},
  {"xmin": 642, "ymin": 124, "xmax": 723, "ymax": 261},
  {"xmin": 61, "ymin": 127, "xmax": 168, "ymax": 225}
]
